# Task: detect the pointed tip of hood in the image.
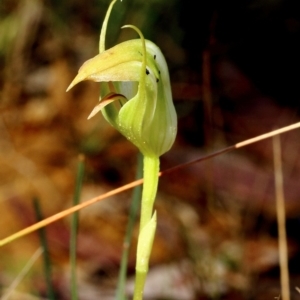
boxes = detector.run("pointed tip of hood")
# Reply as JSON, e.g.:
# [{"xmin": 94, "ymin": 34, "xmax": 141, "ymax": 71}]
[{"xmin": 66, "ymin": 73, "xmax": 86, "ymax": 92}]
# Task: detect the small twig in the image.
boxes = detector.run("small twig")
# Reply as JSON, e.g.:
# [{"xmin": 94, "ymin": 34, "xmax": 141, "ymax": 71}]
[
  {"xmin": 0, "ymin": 178, "xmax": 143, "ymax": 247},
  {"xmin": 1, "ymin": 121, "xmax": 300, "ymax": 247}
]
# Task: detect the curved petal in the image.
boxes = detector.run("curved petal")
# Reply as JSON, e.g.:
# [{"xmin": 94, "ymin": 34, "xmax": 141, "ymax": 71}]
[{"xmin": 87, "ymin": 92, "xmax": 127, "ymax": 119}]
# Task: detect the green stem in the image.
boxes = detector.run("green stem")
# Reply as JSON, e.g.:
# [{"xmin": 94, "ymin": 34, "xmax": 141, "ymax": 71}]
[
  {"xmin": 139, "ymin": 156, "xmax": 159, "ymax": 231},
  {"xmin": 133, "ymin": 270, "xmax": 147, "ymax": 300},
  {"xmin": 133, "ymin": 155, "xmax": 159, "ymax": 300},
  {"xmin": 99, "ymin": 0, "xmax": 117, "ymax": 53}
]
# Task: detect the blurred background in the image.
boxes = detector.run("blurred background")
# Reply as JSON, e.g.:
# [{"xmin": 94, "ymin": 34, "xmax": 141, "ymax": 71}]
[{"xmin": 1, "ymin": 0, "xmax": 300, "ymax": 299}]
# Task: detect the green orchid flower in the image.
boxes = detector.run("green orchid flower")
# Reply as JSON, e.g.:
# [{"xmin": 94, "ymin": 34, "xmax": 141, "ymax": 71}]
[
  {"xmin": 66, "ymin": 17, "xmax": 176, "ymax": 158},
  {"xmin": 67, "ymin": 1, "xmax": 177, "ymax": 299}
]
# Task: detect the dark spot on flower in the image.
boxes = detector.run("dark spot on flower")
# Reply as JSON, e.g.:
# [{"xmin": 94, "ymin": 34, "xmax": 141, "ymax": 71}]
[
  {"xmin": 154, "ymin": 54, "xmax": 156, "ymax": 59},
  {"xmin": 156, "ymin": 78, "xmax": 159, "ymax": 83},
  {"xmin": 146, "ymin": 68, "xmax": 150, "ymax": 75},
  {"xmin": 158, "ymin": 70, "xmax": 161, "ymax": 74}
]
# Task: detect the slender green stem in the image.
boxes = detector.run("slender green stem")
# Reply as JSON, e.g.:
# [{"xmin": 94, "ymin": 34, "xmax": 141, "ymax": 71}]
[
  {"xmin": 139, "ymin": 156, "xmax": 159, "ymax": 231},
  {"xmin": 115, "ymin": 152, "xmax": 143, "ymax": 300},
  {"xmin": 133, "ymin": 155, "xmax": 159, "ymax": 300},
  {"xmin": 33, "ymin": 198, "xmax": 55, "ymax": 300},
  {"xmin": 70, "ymin": 155, "xmax": 85, "ymax": 300},
  {"xmin": 99, "ymin": 0, "xmax": 117, "ymax": 53}
]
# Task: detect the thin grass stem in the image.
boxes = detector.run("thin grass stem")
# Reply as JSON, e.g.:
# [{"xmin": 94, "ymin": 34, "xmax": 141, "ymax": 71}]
[
  {"xmin": 70, "ymin": 155, "xmax": 85, "ymax": 300},
  {"xmin": 273, "ymin": 135, "xmax": 290, "ymax": 300},
  {"xmin": 1, "ymin": 248, "xmax": 42, "ymax": 300},
  {"xmin": 33, "ymin": 199, "xmax": 55, "ymax": 300}
]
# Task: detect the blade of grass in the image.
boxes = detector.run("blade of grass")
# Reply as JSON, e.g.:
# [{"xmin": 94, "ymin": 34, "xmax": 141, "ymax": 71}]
[
  {"xmin": 2, "ymin": 121, "xmax": 300, "ymax": 247},
  {"xmin": 273, "ymin": 135, "xmax": 290, "ymax": 300},
  {"xmin": 70, "ymin": 155, "xmax": 85, "ymax": 300},
  {"xmin": 1, "ymin": 248, "xmax": 43, "ymax": 300},
  {"xmin": 116, "ymin": 152, "xmax": 143, "ymax": 300},
  {"xmin": 33, "ymin": 198, "xmax": 55, "ymax": 300}
]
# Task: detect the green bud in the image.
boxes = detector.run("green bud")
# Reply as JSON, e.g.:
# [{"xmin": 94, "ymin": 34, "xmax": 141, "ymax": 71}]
[{"xmin": 67, "ymin": 1, "xmax": 177, "ymax": 157}]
